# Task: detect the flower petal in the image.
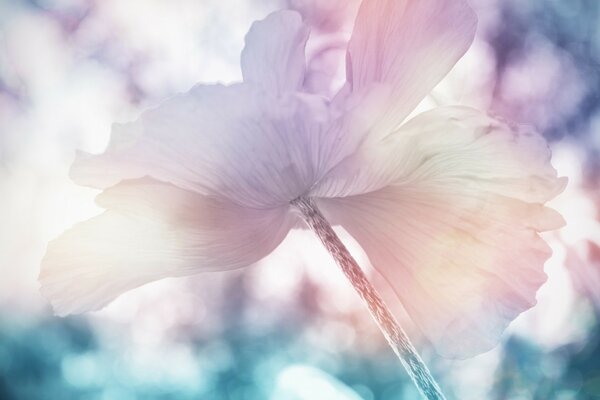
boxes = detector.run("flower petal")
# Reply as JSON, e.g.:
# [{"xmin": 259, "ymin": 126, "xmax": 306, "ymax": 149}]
[
  {"xmin": 71, "ymin": 83, "xmax": 257, "ymax": 192},
  {"xmin": 344, "ymin": 0, "xmax": 477, "ymax": 134},
  {"xmin": 71, "ymin": 83, "xmax": 341, "ymax": 208},
  {"xmin": 241, "ymin": 10, "xmax": 310, "ymax": 94},
  {"xmin": 40, "ymin": 178, "xmax": 293, "ymax": 316},
  {"xmin": 314, "ymin": 107, "xmax": 567, "ymax": 201},
  {"xmin": 316, "ymin": 107, "xmax": 566, "ymax": 358}
]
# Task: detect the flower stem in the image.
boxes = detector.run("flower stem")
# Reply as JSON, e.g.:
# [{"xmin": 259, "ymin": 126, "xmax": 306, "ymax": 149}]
[{"xmin": 292, "ymin": 197, "xmax": 447, "ymax": 400}]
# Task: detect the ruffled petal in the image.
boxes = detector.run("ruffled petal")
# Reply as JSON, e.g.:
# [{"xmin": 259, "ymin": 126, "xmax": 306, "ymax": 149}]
[
  {"xmin": 40, "ymin": 178, "xmax": 293, "ymax": 316},
  {"xmin": 241, "ymin": 10, "xmax": 310, "ymax": 94},
  {"xmin": 316, "ymin": 107, "xmax": 566, "ymax": 358},
  {"xmin": 313, "ymin": 107, "xmax": 567, "ymax": 201},
  {"xmin": 71, "ymin": 83, "xmax": 340, "ymax": 208},
  {"xmin": 71, "ymin": 83, "xmax": 257, "ymax": 192},
  {"xmin": 344, "ymin": 0, "xmax": 477, "ymax": 134}
]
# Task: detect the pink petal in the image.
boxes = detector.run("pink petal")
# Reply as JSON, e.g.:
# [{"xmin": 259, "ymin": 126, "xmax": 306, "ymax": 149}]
[
  {"xmin": 317, "ymin": 107, "xmax": 566, "ymax": 358},
  {"xmin": 40, "ymin": 178, "xmax": 293, "ymax": 316},
  {"xmin": 70, "ymin": 83, "xmax": 257, "ymax": 192},
  {"xmin": 344, "ymin": 0, "xmax": 477, "ymax": 134},
  {"xmin": 241, "ymin": 10, "xmax": 310, "ymax": 94},
  {"xmin": 71, "ymin": 83, "xmax": 340, "ymax": 208}
]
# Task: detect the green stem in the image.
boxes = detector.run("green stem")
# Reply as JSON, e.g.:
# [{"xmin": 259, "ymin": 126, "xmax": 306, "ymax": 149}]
[{"xmin": 292, "ymin": 197, "xmax": 447, "ymax": 400}]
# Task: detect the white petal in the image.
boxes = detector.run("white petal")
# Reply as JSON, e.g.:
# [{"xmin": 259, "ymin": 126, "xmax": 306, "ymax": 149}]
[
  {"xmin": 241, "ymin": 10, "xmax": 310, "ymax": 94},
  {"xmin": 316, "ymin": 107, "xmax": 566, "ymax": 358},
  {"xmin": 314, "ymin": 106, "xmax": 567, "ymax": 201},
  {"xmin": 40, "ymin": 179, "xmax": 293, "ymax": 316},
  {"xmin": 71, "ymin": 83, "xmax": 341, "ymax": 208},
  {"xmin": 344, "ymin": 0, "xmax": 477, "ymax": 134}
]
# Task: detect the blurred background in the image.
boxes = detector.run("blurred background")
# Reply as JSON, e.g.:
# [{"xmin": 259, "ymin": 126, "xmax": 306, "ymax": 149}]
[{"xmin": 1, "ymin": 0, "xmax": 600, "ymax": 399}]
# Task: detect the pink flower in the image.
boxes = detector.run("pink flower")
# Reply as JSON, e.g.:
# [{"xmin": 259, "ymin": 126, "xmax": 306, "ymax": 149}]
[
  {"xmin": 40, "ymin": 0, "xmax": 565, "ymax": 359},
  {"xmin": 286, "ymin": 0, "xmax": 359, "ymax": 32}
]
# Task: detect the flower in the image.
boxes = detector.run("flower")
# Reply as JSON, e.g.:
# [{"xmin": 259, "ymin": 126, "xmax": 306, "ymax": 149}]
[
  {"xmin": 40, "ymin": 0, "xmax": 566, "ymax": 359},
  {"xmin": 287, "ymin": 0, "xmax": 359, "ymax": 33}
]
